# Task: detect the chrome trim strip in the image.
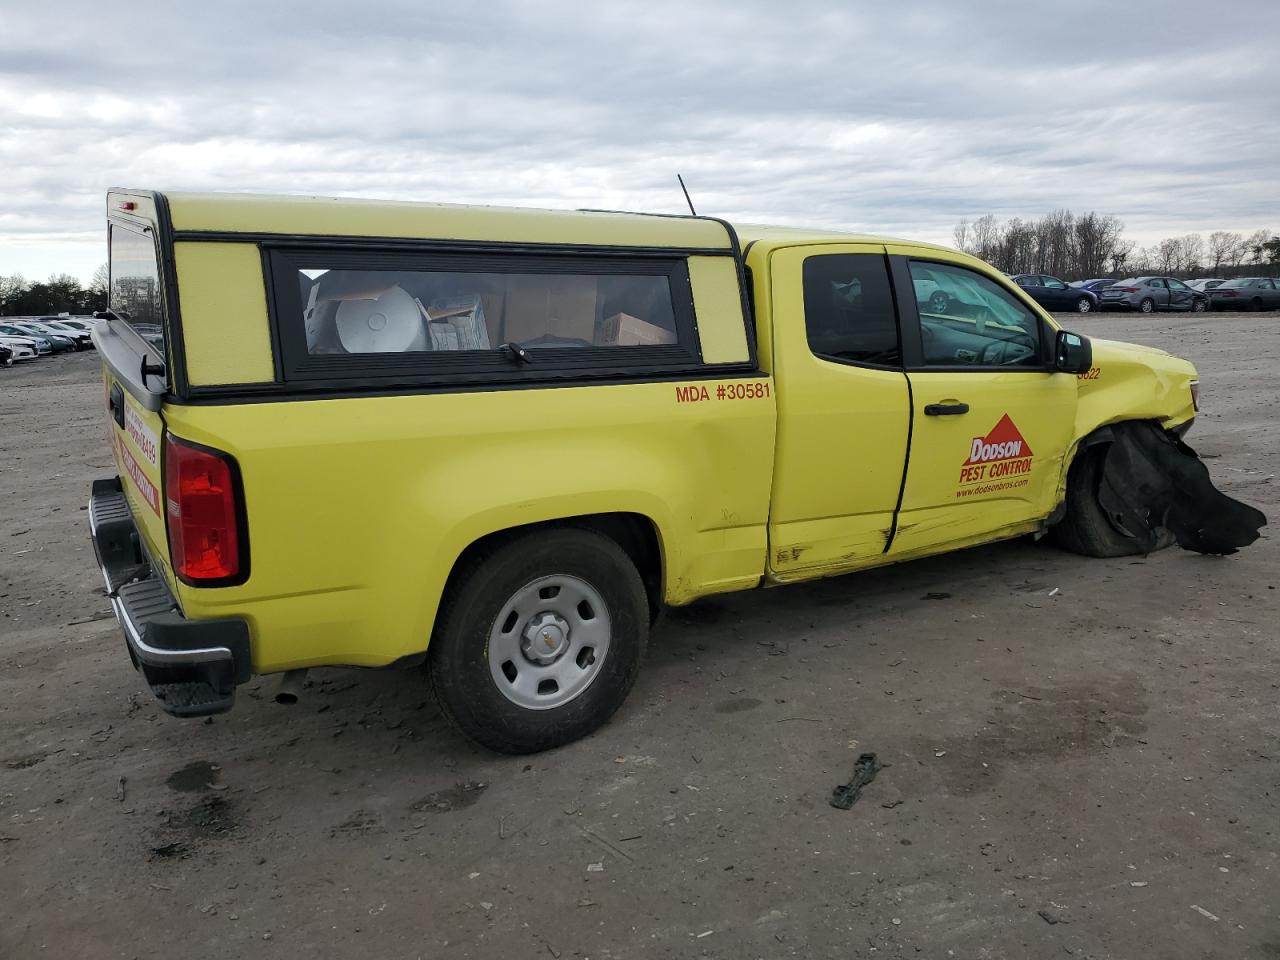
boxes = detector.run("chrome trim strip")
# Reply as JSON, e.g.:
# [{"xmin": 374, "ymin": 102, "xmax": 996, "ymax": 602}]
[{"xmin": 109, "ymin": 592, "xmax": 232, "ymax": 666}]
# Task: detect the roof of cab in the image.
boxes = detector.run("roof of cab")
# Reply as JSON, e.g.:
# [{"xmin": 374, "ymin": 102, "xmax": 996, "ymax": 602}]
[
  {"xmin": 144, "ymin": 190, "xmax": 737, "ymax": 251},
  {"xmin": 732, "ymin": 223, "xmax": 956, "ymax": 257}
]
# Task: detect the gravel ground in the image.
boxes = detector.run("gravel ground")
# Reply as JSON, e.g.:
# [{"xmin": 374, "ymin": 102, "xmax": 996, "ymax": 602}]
[{"xmin": 1, "ymin": 312, "xmax": 1277, "ymax": 960}]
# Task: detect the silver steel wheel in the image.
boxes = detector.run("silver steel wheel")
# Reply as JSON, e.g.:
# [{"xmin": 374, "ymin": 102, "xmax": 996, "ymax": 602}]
[
  {"xmin": 1139, "ymin": 298, "xmax": 1154, "ymax": 313},
  {"xmin": 1193, "ymin": 299, "xmax": 1207, "ymax": 312},
  {"xmin": 487, "ymin": 574, "xmax": 611, "ymax": 710},
  {"xmin": 1077, "ymin": 297, "xmax": 1092, "ymax": 313}
]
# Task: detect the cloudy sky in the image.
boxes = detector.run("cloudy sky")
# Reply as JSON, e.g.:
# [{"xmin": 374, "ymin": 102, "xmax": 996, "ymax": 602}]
[{"xmin": 2, "ymin": 0, "xmax": 1277, "ymax": 282}]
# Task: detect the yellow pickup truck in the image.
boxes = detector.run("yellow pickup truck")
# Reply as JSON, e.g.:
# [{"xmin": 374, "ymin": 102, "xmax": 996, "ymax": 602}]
[{"xmin": 89, "ymin": 188, "xmax": 1211, "ymax": 753}]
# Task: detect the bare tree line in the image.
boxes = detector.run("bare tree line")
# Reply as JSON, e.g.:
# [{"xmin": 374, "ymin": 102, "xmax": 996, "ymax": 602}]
[{"xmin": 953, "ymin": 211, "xmax": 1279, "ymax": 281}]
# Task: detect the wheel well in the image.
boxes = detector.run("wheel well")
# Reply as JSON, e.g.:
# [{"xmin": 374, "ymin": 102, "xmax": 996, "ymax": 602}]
[{"xmin": 442, "ymin": 513, "xmax": 664, "ymax": 625}]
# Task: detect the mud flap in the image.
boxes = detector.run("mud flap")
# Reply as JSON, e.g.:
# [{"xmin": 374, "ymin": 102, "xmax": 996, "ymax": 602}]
[{"xmin": 1096, "ymin": 422, "xmax": 1267, "ymax": 555}]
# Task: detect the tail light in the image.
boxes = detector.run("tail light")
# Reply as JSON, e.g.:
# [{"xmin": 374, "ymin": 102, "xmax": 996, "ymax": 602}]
[
  {"xmin": 1113, "ymin": 286, "xmax": 1140, "ymax": 293},
  {"xmin": 1218, "ymin": 290, "xmax": 1237, "ymax": 297},
  {"xmin": 164, "ymin": 435, "xmax": 248, "ymax": 585}
]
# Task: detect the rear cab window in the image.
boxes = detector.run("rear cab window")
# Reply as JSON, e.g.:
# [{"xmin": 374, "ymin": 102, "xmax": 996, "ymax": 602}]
[{"xmin": 801, "ymin": 254, "xmax": 901, "ymax": 367}]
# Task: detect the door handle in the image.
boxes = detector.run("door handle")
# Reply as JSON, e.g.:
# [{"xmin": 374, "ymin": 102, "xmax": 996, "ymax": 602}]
[{"xmin": 924, "ymin": 402, "xmax": 969, "ymax": 416}]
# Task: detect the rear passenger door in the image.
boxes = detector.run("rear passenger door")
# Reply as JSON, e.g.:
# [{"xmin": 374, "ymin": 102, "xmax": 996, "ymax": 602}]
[
  {"xmin": 765, "ymin": 244, "xmax": 911, "ymax": 577},
  {"xmin": 885, "ymin": 254, "xmax": 1078, "ymax": 559},
  {"xmin": 1147, "ymin": 278, "xmax": 1171, "ymax": 309}
]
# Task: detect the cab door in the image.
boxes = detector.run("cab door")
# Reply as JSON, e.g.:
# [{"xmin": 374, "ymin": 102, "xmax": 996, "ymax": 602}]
[
  {"xmin": 764, "ymin": 244, "xmax": 911, "ymax": 579},
  {"xmin": 885, "ymin": 252, "xmax": 1078, "ymax": 559}
]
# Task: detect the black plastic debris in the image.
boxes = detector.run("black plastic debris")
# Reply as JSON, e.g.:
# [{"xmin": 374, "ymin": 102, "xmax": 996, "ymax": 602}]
[
  {"xmin": 1097, "ymin": 421, "xmax": 1267, "ymax": 555},
  {"xmin": 830, "ymin": 752, "xmax": 882, "ymax": 810}
]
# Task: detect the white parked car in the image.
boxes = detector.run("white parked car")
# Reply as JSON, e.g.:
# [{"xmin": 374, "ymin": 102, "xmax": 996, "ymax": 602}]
[{"xmin": 0, "ymin": 335, "xmax": 41, "ymax": 361}]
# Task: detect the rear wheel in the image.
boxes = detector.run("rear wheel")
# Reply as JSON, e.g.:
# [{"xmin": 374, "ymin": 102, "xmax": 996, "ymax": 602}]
[
  {"xmin": 1076, "ymin": 296, "xmax": 1093, "ymax": 313},
  {"xmin": 430, "ymin": 527, "xmax": 649, "ymax": 754},
  {"xmin": 1252, "ymin": 298, "xmax": 1265, "ymax": 312},
  {"xmin": 1139, "ymin": 298, "xmax": 1155, "ymax": 314},
  {"xmin": 1050, "ymin": 444, "xmax": 1173, "ymax": 557}
]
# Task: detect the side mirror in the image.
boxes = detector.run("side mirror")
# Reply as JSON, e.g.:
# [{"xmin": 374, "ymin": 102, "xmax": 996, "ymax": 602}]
[{"xmin": 1055, "ymin": 329, "xmax": 1092, "ymax": 374}]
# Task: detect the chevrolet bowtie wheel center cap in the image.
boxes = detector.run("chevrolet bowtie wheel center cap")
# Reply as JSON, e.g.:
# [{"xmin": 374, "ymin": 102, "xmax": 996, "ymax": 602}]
[{"xmin": 521, "ymin": 612, "xmax": 570, "ymax": 665}]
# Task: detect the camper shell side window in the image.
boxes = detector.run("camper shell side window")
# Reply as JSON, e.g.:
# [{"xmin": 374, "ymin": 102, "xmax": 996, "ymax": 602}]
[{"xmin": 266, "ymin": 247, "xmax": 706, "ymax": 386}]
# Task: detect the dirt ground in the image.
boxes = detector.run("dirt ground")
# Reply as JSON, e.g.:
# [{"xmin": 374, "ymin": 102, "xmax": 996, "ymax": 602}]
[{"xmin": 2, "ymin": 311, "xmax": 1277, "ymax": 960}]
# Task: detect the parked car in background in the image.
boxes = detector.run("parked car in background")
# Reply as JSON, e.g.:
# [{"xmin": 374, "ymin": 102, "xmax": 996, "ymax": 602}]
[
  {"xmin": 0, "ymin": 334, "xmax": 43, "ymax": 360},
  {"xmin": 8, "ymin": 320, "xmax": 89, "ymax": 350},
  {"xmin": 1071, "ymin": 278, "xmax": 1118, "ymax": 296},
  {"xmin": 34, "ymin": 319, "xmax": 95, "ymax": 348},
  {"xmin": 1011, "ymin": 274, "xmax": 1098, "ymax": 313},
  {"xmin": 47, "ymin": 318, "xmax": 99, "ymax": 334},
  {"xmin": 0, "ymin": 343, "xmax": 11, "ymax": 367},
  {"xmin": 1207, "ymin": 277, "xmax": 1280, "ymax": 311},
  {"xmin": 0, "ymin": 325, "xmax": 56, "ymax": 354},
  {"xmin": 1187, "ymin": 278, "xmax": 1227, "ymax": 293},
  {"xmin": 1098, "ymin": 277, "xmax": 1208, "ymax": 313}
]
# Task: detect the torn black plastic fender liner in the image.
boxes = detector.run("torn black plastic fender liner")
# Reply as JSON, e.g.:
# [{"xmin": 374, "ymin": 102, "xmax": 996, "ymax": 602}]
[{"xmin": 1097, "ymin": 421, "xmax": 1267, "ymax": 555}]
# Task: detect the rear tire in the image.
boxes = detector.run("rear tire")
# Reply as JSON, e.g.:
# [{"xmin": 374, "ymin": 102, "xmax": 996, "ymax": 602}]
[
  {"xmin": 1252, "ymin": 298, "xmax": 1265, "ymax": 312},
  {"xmin": 429, "ymin": 527, "xmax": 649, "ymax": 754},
  {"xmin": 1139, "ymin": 298, "xmax": 1155, "ymax": 314},
  {"xmin": 1050, "ymin": 445, "xmax": 1173, "ymax": 557}
]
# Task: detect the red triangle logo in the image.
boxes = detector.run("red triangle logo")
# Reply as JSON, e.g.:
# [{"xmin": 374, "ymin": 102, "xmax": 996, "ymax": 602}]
[{"xmin": 963, "ymin": 414, "xmax": 1034, "ymax": 465}]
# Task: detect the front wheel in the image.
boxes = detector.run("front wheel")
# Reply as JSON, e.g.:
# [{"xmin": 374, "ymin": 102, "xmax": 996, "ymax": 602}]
[
  {"xmin": 1139, "ymin": 298, "xmax": 1155, "ymax": 314},
  {"xmin": 1192, "ymin": 299, "xmax": 1207, "ymax": 313},
  {"xmin": 1050, "ymin": 445, "xmax": 1173, "ymax": 557},
  {"xmin": 430, "ymin": 527, "xmax": 649, "ymax": 754},
  {"xmin": 1076, "ymin": 296, "xmax": 1093, "ymax": 313}
]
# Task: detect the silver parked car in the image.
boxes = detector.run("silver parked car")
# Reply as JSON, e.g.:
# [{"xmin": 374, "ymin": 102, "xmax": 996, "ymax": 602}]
[
  {"xmin": 1187, "ymin": 278, "xmax": 1227, "ymax": 292},
  {"xmin": 1098, "ymin": 277, "xmax": 1208, "ymax": 313}
]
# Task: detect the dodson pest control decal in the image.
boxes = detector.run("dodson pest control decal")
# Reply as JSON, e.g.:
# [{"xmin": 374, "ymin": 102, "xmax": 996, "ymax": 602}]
[
  {"xmin": 115, "ymin": 433, "xmax": 162, "ymax": 517},
  {"xmin": 956, "ymin": 414, "xmax": 1034, "ymax": 498}
]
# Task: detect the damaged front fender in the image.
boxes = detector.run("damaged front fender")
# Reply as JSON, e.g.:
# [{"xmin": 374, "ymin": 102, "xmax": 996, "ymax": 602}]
[{"xmin": 1095, "ymin": 421, "xmax": 1267, "ymax": 555}]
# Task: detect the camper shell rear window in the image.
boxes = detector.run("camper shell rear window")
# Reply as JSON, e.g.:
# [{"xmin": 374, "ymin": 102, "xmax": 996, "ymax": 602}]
[
  {"xmin": 267, "ymin": 247, "xmax": 704, "ymax": 386},
  {"xmin": 108, "ymin": 222, "xmax": 166, "ymax": 357}
]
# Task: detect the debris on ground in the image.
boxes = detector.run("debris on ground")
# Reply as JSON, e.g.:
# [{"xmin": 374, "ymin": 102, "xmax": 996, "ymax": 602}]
[
  {"xmin": 829, "ymin": 752, "xmax": 882, "ymax": 810},
  {"xmin": 1037, "ymin": 909, "xmax": 1069, "ymax": 925},
  {"xmin": 1190, "ymin": 904, "xmax": 1220, "ymax": 922},
  {"xmin": 149, "ymin": 841, "xmax": 190, "ymax": 860}
]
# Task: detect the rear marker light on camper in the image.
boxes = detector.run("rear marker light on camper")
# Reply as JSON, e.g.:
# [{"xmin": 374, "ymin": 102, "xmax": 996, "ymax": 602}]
[
  {"xmin": 117, "ymin": 200, "xmax": 137, "ymax": 211},
  {"xmin": 164, "ymin": 436, "xmax": 246, "ymax": 584}
]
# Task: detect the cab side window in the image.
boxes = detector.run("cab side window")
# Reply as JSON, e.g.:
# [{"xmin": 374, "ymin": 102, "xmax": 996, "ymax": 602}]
[
  {"xmin": 908, "ymin": 261, "xmax": 1042, "ymax": 369},
  {"xmin": 801, "ymin": 254, "xmax": 900, "ymax": 367}
]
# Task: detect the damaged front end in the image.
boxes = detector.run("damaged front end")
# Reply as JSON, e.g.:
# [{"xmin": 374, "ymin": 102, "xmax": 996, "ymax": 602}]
[{"xmin": 1091, "ymin": 421, "xmax": 1267, "ymax": 556}]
